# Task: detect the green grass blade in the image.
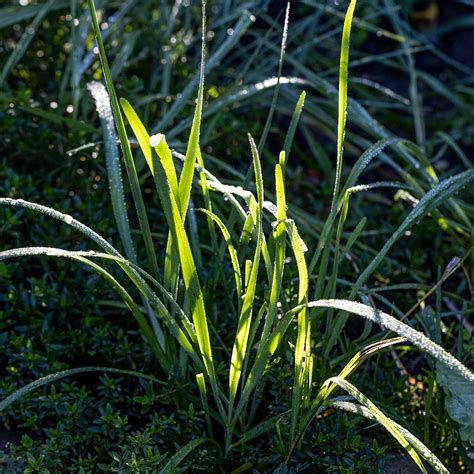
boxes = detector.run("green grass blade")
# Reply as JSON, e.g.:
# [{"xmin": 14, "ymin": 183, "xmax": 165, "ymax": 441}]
[
  {"xmin": 237, "ymin": 213, "xmax": 255, "ymax": 263},
  {"xmin": 435, "ymin": 132, "xmax": 472, "ymax": 170},
  {"xmin": 328, "ymin": 400, "xmax": 448, "ymax": 473},
  {"xmin": 120, "ymin": 99, "xmax": 156, "ymax": 182},
  {"xmin": 178, "ymin": 0, "xmax": 206, "ymax": 221},
  {"xmin": 88, "ymin": 81, "xmax": 136, "ymax": 262},
  {"xmin": 238, "ymin": 160, "xmax": 287, "ymax": 428},
  {"xmin": 0, "ymin": 367, "xmax": 162, "ymax": 412},
  {"xmin": 283, "ymin": 90, "xmax": 306, "ymax": 169},
  {"xmin": 324, "ymin": 169, "xmax": 474, "ymax": 352},
  {"xmin": 149, "ymin": 159, "xmax": 208, "ymax": 353},
  {"xmin": 0, "ymin": 195, "xmax": 199, "ymax": 355},
  {"xmin": 339, "ymin": 216, "xmax": 366, "ymax": 261},
  {"xmin": 0, "ymin": 1, "xmax": 68, "ymax": 29},
  {"xmin": 320, "ymin": 337, "xmax": 406, "ymax": 407},
  {"xmin": 234, "ymin": 304, "xmax": 297, "ymax": 424},
  {"xmin": 162, "ymin": 0, "xmax": 207, "ymax": 298},
  {"xmin": 231, "ymin": 413, "xmax": 287, "ymax": 449},
  {"xmin": 259, "ymin": 160, "xmax": 287, "ymax": 343},
  {"xmin": 196, "ymin": 373, "xmax": 213, "ymax": 436},
  {"xmin": 308, "ymin": 299, "xmax": 474, "ymax": 383},
  {"xmin": 258, "ymin": 2, "xmax": 290, "ymax": 153},
  {"xmin": 241, "ymin": 301, "xmax": 268, "ymax": 396},
  {"xmin": 331, "ymin": 0, "xmax": 357, "ymax": 210},
  {"xmin": 152, "ymin": 9, "xmax": 254, "ymax": 134},
  {"xmin": 161, "ymin": 438, "xmax": 214, "ymax": 474},
  {"xmin": 120, "ymin": 99, "xmax": 181, "ymax": 293},
  {"xmin": 288, "ymin": 217, "xmax": 309, "ymax": 441},
  {"xmin": 0, "ymin": 98, "xmax": 95, "ymax": 132},
  {"xmin": 308, "ymin": 137, "xmax": 402, "ymax": 274},
  {"xmin": 146, "ymin": 137, "xmax": 225, "ymax": 420},
  {"xmin": 228, "ymin": 135, "xmax": 264, "ymax": 421},
  {"xmin": 0, "ymin": 202, "xmax": 201, "ymax": 370},
  {"xmin": 196, "ymin": 149, "xmax": 219, "ymax": 259},
  {"xmin": 0, "ymin": 198, "xmax": 122, "ymax": 256},
  {"xmin": 0, "ymin": 248, "xmax": 165, "ymax": 364},
  {"xmin": 324, "ymin": 377, "xmax": 426, "ymax": 473},
  {"xmin": 87, "ymin": 0, "xmax": 158, "ymax": 278},
  {"xmin": 168, "ymin": 77, "xmax": 307, "ymax": 139},
  {"xmin": 198, "ymin": 208, "xmax": 242, "ymax": 298},
  {"xmin": 2, "ymin": 245, "xmax": 205, "ymax": 371}
]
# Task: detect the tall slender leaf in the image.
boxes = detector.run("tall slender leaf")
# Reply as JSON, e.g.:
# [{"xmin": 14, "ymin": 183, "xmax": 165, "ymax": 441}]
[{"xmin": 86, "ymin": 0, "xmax": 159, "ymax": 277}]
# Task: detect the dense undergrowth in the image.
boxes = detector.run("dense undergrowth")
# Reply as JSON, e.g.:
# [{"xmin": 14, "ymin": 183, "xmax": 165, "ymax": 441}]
[{"xmin": 1, "ymin": 0, "xmax": 473, "ymax": 472}]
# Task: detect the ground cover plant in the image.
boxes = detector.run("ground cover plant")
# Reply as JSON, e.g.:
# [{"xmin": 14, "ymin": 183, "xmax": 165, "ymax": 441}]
[{"xmin": 1, "ymin": 0, "xmax": 473, "ymax": 472}]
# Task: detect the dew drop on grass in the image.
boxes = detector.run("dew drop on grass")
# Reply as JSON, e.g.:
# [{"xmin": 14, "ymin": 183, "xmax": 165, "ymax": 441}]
[
  {"xmin": 87, "ymin": 82, "xmax": 113, "ymax": 124},
  {"xmin": 149, "ymin": 134, "xmax": 164, "ymax": 147},
  {"xmin": 444, "ymin": 256, "xmax": 461, "ymax": 274}
]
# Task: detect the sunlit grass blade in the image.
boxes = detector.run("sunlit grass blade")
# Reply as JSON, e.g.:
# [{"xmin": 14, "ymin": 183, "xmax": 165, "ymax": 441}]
[
  {"xmin": 120, "ymin": 98, "xmax": 181, "ymax": 293},
  {"xmin": 146, "ymin": 135, "xmax": 225, "ymax": 420},
  {"xmin": 288, "ymin": 216, "xmax": 309, "ymax": 442},
  {"xmin": 234, "ymin": 303, "xmax": 301, "ymax": 424},
  {"xmin": 323, "ymin": 377, "xmax": 426, "ymax": 472},
  {"xmin": 260, "ymin": 159, "xmax": 287, "ymax": 343},
  {"xmin": 283, "ymin": 90, "xmax": 306, "ymax": 168},
  {"xmin": 237, "ymin": 213, "xmax": 255, "ymax": 263},
  {"xmin": 127, "ymin": 0, "xmax": 206, "ymax": 299},
  {"xmin": 308, "ymin": 299, "xmax": 474, "ymax": 382},
  {"xmin": 328, "ymin": 400, "xmax": 448, "ymax": 473},
  {"xmin": 240, "ymin": 301, "xmax": 268, "ymax": 403},
  {"xmin": 120, "ymin": 99, "xmax": 157, "ymax": 184},
  {"xmin": 196, "ymin": 148, "xmax": 219, "ymax": 260},
  {"xmin": 88, "ymin": 81, "xmax": 136, "ymax": 263},
  {"xmin": 320, "ymin": 337, "xmax": 406, "ymax": 406},
  {"xmin": 234, "ymin": 218, "xmax": 311, "ymax": 426},
  {"xmin": 196, "ymin": 373, "xmax": 213, "ymax": 436},
  {"xmin": 163, "ymin": 0, "xmax": 207, "ymax": 298},
  {"xmin": 177, "ymin": 0, "xmax": 206, "ymax": 222},
  {"xmin": 198, "ymin": 208, "xmax": 242, "ymax": 298},
  {"xmin": 331, "ymin": 0, "xmax": 357, "ymax": 210},
  {"xmin": 236, "ymin": 159, "xmax": 288, "ymax": 428},
  {"xmin": 228, "ymin": 134, "xmax": 263, "ymax": 436},
  {"xmin": 87, "ymin": 0, "xmax": 159, "ymax": 277}
]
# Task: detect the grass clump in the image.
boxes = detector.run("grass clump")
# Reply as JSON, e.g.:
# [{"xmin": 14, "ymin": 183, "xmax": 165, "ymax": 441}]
[{"xmin": 1, "ymin": 0, "xmax": 473, "ymax": 471}]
